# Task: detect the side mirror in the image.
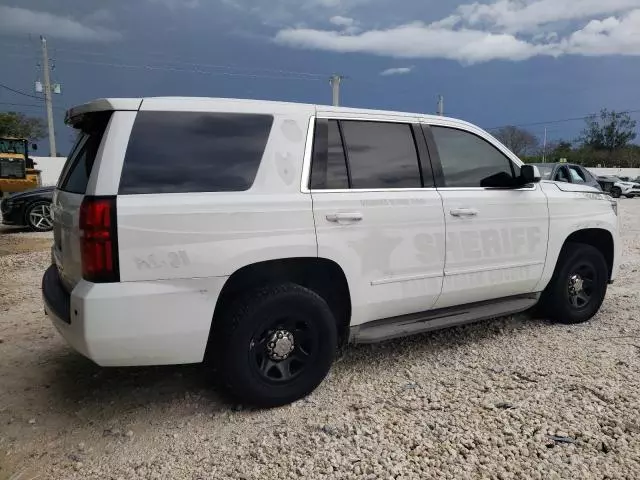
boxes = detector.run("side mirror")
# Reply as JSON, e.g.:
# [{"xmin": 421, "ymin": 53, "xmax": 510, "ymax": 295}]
[
  {"xmin": 520, "ymin": 165, "xmax": 541, "ymax": 184},
  {"xmin": 31, "ymin": 143, "xmax": 38, "ymax": 151}
]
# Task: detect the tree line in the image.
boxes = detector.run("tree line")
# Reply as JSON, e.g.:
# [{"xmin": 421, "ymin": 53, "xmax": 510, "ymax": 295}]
[{"xmin": 491, "ymin": 109, "xmax": 639, "ymax": 167}]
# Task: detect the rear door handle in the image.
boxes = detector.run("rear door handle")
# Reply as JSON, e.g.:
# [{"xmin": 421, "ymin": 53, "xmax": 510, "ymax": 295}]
[
  {"xmin": 450, "ymin": 208, "xmax": 478, "ymax": 217},
  {"xmin": 326, "ymin": 212, "xmax": 363, "ymax": 224}
]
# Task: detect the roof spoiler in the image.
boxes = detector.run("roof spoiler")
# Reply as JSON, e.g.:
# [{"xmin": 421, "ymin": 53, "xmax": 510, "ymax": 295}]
[{"xmin": 65, "ymin": 99, "xmax": 143, "ymax": 125}]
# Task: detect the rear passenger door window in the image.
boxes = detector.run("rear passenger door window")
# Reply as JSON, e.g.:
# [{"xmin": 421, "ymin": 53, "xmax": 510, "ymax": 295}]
[
  {"xmin": 341, "ymin": 121, "xmax": 421, "ymax": 189},
  {"xmin": 310, "ymin": 120, "xmax": 349, "ymax": 189},
  {"xmin": 310, "ymin": 119, "xmax": 425, "ymax": 190},
  {"xmin": 554, "ymin": 166, "xmax": 570, "ymax": 182},
  {"xmin": 119, "ymin": 112, "xmax": 273, "ymax": 194},
  {"xmin": 430, "ymin": 126, "xmax": 516, "ymax": 188}
]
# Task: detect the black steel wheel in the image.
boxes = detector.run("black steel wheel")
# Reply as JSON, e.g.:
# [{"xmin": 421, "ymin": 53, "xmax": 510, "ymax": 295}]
[
  {"xmin": 214, "ymin": 283, "xmax": 337, "ymax": 407},
  {"xmin": 610, "ymin": 187, "xmax": 622, "ymax": 198},
  {"xmin": 567, "ymin": 262, "xmax": 596, "ymax": 309},
  {"xmin": 250, "ymin": 315, "xmax": 317, "ymax": 384},
  {"xmin": 538, "ymin": 243, "xmax": 608, "ymax": 324}
]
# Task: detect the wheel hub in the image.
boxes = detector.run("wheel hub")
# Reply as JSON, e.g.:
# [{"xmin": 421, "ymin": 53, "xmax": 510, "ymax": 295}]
[
  {"xmin": 266, "ymin": 330, "xmax": 295, "ymax": 361},
  {"xmin": 568, "ymin": 274, "xmax": 584, "ymax": 295}
]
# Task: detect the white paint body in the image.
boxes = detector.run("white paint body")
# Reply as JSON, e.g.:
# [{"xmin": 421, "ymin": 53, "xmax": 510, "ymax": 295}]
[{"xmin": 44, "ymin": 97, "xmax": 621, "ymax": 366}]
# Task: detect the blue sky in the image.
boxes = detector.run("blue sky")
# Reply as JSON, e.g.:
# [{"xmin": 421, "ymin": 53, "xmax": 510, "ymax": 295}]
[{"xmin": 1, "ymin": 0, "xmax": 640, "ymax": 155}]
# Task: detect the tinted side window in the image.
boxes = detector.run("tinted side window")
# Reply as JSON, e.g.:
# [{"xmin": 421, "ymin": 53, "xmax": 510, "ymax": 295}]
[
  {"xmin": 119, "ymin": 112, "xmax": 273, "ymax": 194},
  {"xmin": 568, "ymin": 166, "xmax": 586, "ymax": 183},
  {"xmin": 431, "ymin": 127, "xmax": 515, "ymax": 188},
  {"xmin": 310, "ymin": 119, "xmax": 349, "ymax": 189},
  {"xmin": 341, "ymin": 121, "xmax": 421, "ymax": 189},
  {"xmin": 59, "ymin": 111, "xmax": 112, "ymax": 194},
  {"xmin": 554, "ymin": 166, "xmax": 569, "ymax": 182}
]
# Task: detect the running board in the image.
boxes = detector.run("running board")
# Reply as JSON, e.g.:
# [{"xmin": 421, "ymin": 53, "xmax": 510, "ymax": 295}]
[{"xmin": 350, "ymin": 293, "xmax": 540, "ymax": 344}]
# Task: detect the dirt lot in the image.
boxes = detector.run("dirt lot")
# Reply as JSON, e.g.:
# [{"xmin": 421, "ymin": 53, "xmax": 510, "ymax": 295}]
[{"xmin": 1, "ymin": 202, "xmax": 640, "ymax": 480}]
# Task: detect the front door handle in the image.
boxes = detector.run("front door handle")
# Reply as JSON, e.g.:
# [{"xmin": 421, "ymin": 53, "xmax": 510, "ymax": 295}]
[
  {"xmin": 326, "ymin": 212, "xmax": 363, "ymax": 224},
  {"xmin": 450, "ymin": 208, "xmax": 478, "ymax": 217}
]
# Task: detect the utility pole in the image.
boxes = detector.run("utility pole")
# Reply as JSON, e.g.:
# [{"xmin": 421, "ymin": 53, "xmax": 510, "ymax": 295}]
[
  {"xmin": 542, "ymin": 126, "xmax": 547, "ymax": 162},
  {"xmin": 330, "ymin": 74, "xmax": 343, "ymax": 107},
  {"xmin": 436, "ymin": 94, "xmax": 444, "ymax": 116},
  {"xmin": 41, "ymin": 36, "xmax": 56, "ymax": 157}
]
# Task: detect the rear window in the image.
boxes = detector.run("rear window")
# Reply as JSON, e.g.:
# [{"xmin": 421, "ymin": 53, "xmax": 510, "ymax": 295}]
[
  {"xmin": 58, "ymin": 112, "xmax": 112, "ymax": 194},
  {"xmin": 118, "ymin": 112, "xmax": 273, "ymax": 194}
]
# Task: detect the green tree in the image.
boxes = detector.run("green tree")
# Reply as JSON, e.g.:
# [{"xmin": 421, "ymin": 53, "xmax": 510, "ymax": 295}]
[
  {"xmin": 579, "ymin": 109, "xmax": 637, "ymax": 152},
  {"xmin": 542, "ymin": 140, "xmax": 574, "ymax": 162},
  {"xmin": 0, "ymin": 112, "xmax": 46, "ymax": 141}
]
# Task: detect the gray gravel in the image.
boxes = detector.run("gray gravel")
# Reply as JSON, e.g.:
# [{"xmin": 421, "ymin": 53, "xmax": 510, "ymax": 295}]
[{"xmin": 1, "ymin": 201, "xmax": 640, "ymax": 479}]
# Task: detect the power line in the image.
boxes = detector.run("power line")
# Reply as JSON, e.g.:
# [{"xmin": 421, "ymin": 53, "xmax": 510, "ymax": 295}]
[
  {"xmin": 47, "ymin": 45, "xmax": 329, "ymax": 79},
  {"xmin": 3, "ymin": 47, "xmax": 329, "ymax": 81},
  {"xmin": 487, "ymin": 109, "xmax": 640, "ymax": 131},
  {"xmin": 2, "ymin": 41, "xmax": 329, "ymax": 78},
  {"xmin": 4, "ymin": 52, "xmax": 327, "ymax": 82},
  {"xmin": 0, "ymin": 82, "xmax": 43, "ymax": 100},
  {"xmin": 0, "ymin": 101, "xmax": 65, "ymax": 109}
]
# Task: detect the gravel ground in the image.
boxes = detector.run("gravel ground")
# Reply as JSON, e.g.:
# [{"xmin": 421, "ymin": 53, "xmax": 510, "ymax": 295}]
[{"xmin": 1, "ymin": 201, "xmax": 640, "ymax": 480}]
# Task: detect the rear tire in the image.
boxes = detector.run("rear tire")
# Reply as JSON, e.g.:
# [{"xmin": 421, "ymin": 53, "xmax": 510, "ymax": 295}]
[
  {"xmin": 26, "ymin": 201, "xmax": 53, "ymax": 232},
  {"xmin": 214, "ymin": 283, "xmax": 337, "ymax": 407},
  {"xmin": 610, "ymin": 187, "xmax": 622, "ymax": 198},
  {"xmin": 538, "ymin": 243, "xmax": 608, "ymax": 324}
]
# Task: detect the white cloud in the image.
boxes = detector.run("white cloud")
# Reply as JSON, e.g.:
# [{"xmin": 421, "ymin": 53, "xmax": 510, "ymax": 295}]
[
  {"xmin": 275, "ymin": 23, "xmax": 549, "ymax": 63},
  {"xmin": 451, "ymin": 0, "xmax": 640, "ymax": 34},
  {"xmin": 275, "ymin": 1, "xmax": 640, "ymax": 64},
  {"xmin": 0, "ymin": 6, "xmax": 122, "ymax": 42},
  {"xmin": 330, "ymin": 15, "xmax": 355, "ymax": 27},
  {"xmin": 561, "ymin": 9, "xmax": 640, "ymax": 56},
  {"xmin": 380, "ymin": 66, "xmax": 414, "ymax": 76}
]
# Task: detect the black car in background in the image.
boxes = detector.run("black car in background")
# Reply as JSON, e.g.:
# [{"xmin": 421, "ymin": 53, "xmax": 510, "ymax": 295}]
[
  {"xmin": 530, "ymin": 163, "xmax": 602, "ymax": 191},
  {"xmin": 0, "ymin": 186, "xmax": 54, "ymax": 232}
]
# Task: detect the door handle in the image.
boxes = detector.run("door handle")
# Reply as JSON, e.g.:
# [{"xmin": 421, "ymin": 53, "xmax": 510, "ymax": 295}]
[
  {"xmin": 326, "ymin": 212, "xmax": 363, "ymax": 224},
  {"xmin": 450, "ymin": 208, "xmax": 478, "ymax": 217}
]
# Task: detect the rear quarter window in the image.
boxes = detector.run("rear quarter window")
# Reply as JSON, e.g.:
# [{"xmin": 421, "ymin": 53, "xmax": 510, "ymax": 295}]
[
  {"xmin": 118, "ymin": 112, "xmax": 273, "ymax": 194},
  {"xmin": 58, "ymin": 111, "xmax": 112, "ymax": 194}
]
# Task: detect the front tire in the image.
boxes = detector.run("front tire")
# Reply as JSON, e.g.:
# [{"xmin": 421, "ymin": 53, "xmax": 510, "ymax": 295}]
[
  {"xmin": 610, "ymin": 187, "xmax": 622, "ymax": 198},
  {"xmin": 538, "ymin": 243, "xmax": 608, "ymax": 324},
  {"xmin": 215, "ymin": 284, "xmax": 338, "ymax": 407},
  {"xmin": 26, "ymin": 201, "xmax": 53, "ymax": 232}
]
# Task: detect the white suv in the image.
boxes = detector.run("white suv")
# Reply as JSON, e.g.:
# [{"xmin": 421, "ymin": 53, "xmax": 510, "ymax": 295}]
[
  {"xmin": 606, "ymin": 176, "xmax": 640, "ymax": 198},
  {"xmin": 43, "ymin": 97, "xmax": 620, "ymax": 407}
]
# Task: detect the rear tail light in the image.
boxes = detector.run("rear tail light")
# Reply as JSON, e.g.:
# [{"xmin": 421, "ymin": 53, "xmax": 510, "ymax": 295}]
[{"xmin": 79, "ymin": 196, "xmax": 119, "ymax": 283}]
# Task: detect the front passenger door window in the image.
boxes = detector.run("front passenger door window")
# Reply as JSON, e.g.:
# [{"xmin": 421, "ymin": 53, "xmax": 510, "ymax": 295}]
[{"xmin": 429, "ymin": 126, "xmax": 516, "ymax": 187}]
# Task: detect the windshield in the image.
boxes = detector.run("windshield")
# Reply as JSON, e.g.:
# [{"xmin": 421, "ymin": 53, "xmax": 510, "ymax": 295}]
[
  {"xmin": 0, "ymin": 139, "xmax": 26, "ymax": 155},
  {"xmin": 532, "ymin": 164, "xmax": 554, "ymax": 179}
]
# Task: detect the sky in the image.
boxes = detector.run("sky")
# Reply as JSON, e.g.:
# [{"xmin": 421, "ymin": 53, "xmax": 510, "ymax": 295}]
[{"xmin": 1, "ymin": 0, "xmax": 640, "ymax": 155}]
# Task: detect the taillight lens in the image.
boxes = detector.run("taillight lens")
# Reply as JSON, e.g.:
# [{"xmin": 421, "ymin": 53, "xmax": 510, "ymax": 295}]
[{"xmin": 80, "ymin": 196, "xmax": 119, "ymax": 283}]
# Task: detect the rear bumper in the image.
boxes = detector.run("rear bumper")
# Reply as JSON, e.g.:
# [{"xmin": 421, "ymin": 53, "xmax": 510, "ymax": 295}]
[{"xmin": 42, "ymin": 265, "xmax": 228, "ymax": 366}]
